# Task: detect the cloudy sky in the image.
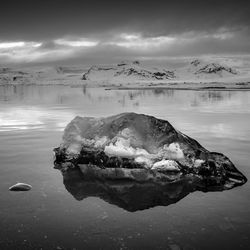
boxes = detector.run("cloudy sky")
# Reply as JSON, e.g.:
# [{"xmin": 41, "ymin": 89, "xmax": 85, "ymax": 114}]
[{"xmin": 1, "ymin": 0, "xmax": 250, "ymax": 66}]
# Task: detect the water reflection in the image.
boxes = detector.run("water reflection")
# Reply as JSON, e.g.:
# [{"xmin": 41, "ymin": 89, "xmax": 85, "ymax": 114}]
[
  {"xmin": 59, "ymin": 167, "xmax": 239, "ymax": 212},
  {"xmin": 60, "ymin": 168, "xmax": 199, "ymax": 212},
  {"xmin": 0, "ymin": 85, "xmax": 249, "ymax": 249},
  {"xmin": 0, "ymin": 107, "xmax": 76, "ymax": 132},
  {"xmin": 1, "ymin": 85, "xmax": 250, "ymax": 140},
  {"xmin": 0, "ymin": 84, "xmax": 239, "ymax": 105}
]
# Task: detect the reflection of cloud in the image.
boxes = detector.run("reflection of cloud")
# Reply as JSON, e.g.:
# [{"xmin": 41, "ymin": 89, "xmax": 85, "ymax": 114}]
[
  {"xmin": 180, "ymin": 122, "xmax": 235, "ymax": 139},
  {"xmin": 0, "ymin": 107, "xmax": 76, "ymax": 132},
  {"xmin": 209, "ymin": 123, "xmax": 233, "ymax": 138},
  {"xmin": 183, "ymin": 122, "xmax": 248, "ymax": 140}
]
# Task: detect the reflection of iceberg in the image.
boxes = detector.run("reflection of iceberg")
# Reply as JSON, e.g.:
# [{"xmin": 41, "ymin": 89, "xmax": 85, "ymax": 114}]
[
  {"xmin": 59, "ymin": 167, "xmax": 245, "ymax": 212},
  {"xmin": 60, "ymin": 168, "xmax": 201, "ymax": 212}
]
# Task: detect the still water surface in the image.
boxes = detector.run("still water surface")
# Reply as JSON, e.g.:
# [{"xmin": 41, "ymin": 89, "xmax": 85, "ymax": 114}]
[{"xmin": 0, "ymin": 85, "xmax": 249, "ymax": 249}]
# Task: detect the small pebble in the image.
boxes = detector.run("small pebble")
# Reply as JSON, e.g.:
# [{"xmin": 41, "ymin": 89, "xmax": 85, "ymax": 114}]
[{"xmin": 9, "ymin": 183, "xmax": 32, "ymax": 191}]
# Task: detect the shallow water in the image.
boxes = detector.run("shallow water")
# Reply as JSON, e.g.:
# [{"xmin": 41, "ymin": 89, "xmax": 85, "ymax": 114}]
[{"xmin": 0, "ymin": 85, "xmax": 249, "ymax": 250}]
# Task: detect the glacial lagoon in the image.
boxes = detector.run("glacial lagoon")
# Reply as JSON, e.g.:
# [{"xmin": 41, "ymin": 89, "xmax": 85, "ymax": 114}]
[{"xmin": 0, "ymin": 85, "xmax": 250, "ymax": 249}]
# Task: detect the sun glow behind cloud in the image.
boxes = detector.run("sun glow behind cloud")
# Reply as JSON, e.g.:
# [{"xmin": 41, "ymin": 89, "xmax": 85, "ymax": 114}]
[
  {"xmin": 0, "ymin": 40, "xmax": 74, "ymax": 63},
  {"xmin": 0, "ymin": 37, "xmax": 100, "ymax": 63},
  {"xmin": 0, "ymin": 41, "xmax": 42, "ymax": 50},
  {"xmin": 108, "ymin": 33, "xmax": 176, "ymax": 49},
  {"xmin": 54, "ymin": 38, "xmax": 99, "ymax": 47},
  {"xmin": 0, "ymin": 42, "xmax": 25, "ymax": 49}
]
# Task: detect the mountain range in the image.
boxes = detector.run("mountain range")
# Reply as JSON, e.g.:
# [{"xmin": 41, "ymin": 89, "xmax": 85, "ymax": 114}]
[
  {"xmin": 1, "ymin": 59, "xmax": 249, "ymax": 86},
  {"xmin": 82, "ymin": 59, "xmax": 245, "ymax": 83}
]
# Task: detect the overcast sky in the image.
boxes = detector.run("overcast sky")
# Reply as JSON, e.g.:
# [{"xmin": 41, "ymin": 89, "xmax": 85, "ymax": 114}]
[{"xmin": 1, "ymin": 0, "xmax": 250, "ymax": 66}]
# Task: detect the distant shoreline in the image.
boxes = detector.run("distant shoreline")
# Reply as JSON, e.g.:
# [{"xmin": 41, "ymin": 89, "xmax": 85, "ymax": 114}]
[
  {"xmin": 106, "ymin": 85, "xmax": 250, "ymax": 91},
  {"xmin": 1, "ymin": 82, "xmax": 250, "ymax": 91}
]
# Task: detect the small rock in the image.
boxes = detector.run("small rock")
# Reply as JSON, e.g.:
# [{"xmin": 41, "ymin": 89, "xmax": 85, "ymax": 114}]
[{"xmin": 9, "ymin": 183, "xmax": 32, "ymax": 191}]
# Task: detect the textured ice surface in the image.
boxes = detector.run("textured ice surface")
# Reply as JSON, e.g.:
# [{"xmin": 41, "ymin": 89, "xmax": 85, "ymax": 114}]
[{"xmin": 54, "ymin": 113, "xmax": 247, "ymax": 190}]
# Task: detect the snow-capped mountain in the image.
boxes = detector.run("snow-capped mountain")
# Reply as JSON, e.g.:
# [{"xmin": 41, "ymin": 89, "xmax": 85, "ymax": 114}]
[
  {"xmin": 1, "ymin": 59, "xmax": 249, "ymax": 86},
  {"xmin": 192, "ymin": 59, "xmax": 237, "ymax": 75},
  {"xmin": 0, "ymin": 66, "xmax": 88, "ymax": 85},
  {"xmin": 176, "ymin": 59, "xmax": 238, "ymax": 80},
  {"xmin": 0, "ymin": 67, "xmax": 32, "ymax": 84},
  {"xmin": 81, "ymin": 59, "xmax": 243, "ymax": 83},
  {"xmin": 82, "ymin": 61, "xmax": 175, "ymax": 82}
]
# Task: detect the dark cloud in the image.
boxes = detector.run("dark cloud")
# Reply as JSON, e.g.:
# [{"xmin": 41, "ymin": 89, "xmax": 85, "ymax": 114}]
[
  {"xmin": 0, "ymin": 0, "xmax": 250, "ymax": 65},
  {"xmin": 1, "ymin": 0, "xmax": 250, "ymax": 40},
  {"xmin": 38, "ymin": 41, "xmax": 59, "ymax": 50}
]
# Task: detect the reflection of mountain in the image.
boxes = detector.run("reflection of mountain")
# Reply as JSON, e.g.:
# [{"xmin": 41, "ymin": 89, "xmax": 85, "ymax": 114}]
[
  {"xmin": 190, "ymin": 91, "xmax": 234, "ymax": 107},
  {"xmin": 199, "ymin": 91, "xmax": 232, "ymax": 102},
  {"xmin": 0, "ymin": 84, "xmax": 236, "ymax": 107},
  {"xmin": 61, "ymin": 168, "xmax": 201, "ymax": 212}
]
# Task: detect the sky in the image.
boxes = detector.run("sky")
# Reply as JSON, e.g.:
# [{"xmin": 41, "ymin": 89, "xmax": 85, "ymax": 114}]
[{"xmin": 0, "ymin": 0, "xmax": 250, "ymax": 66}]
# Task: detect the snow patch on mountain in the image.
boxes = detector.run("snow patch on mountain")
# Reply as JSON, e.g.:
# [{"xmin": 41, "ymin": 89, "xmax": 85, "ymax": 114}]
[
  {"xmin": 190, "ymin": 59, "xmax": 237, "ymax": 75},
  {"xmin": 0, "ymin": 67, "xmax": 32, "ymax": 84},
  {"xmin": 82, "ymin": 61, "xmax": 176, "ymax": 82},
  {"xmin": 175, "ymin": 59, "xmax": 240, "ymax": 81}
]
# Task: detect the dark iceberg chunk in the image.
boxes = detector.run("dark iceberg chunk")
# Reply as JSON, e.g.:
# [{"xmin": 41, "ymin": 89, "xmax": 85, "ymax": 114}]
[{"xmin": 54, "ymin": 113, "xmax": 247, "ymax": 191}]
